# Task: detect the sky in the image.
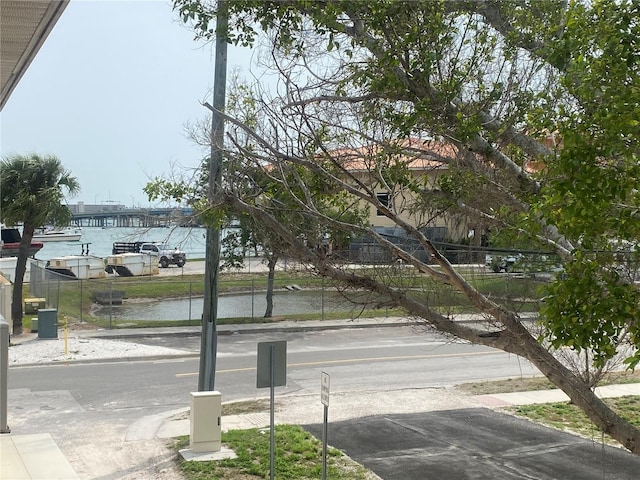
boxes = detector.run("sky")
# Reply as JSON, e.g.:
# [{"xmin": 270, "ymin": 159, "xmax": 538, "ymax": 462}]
[{"xmin": 0, "ymin": 0, "xmax": 258, "ymax": 208}]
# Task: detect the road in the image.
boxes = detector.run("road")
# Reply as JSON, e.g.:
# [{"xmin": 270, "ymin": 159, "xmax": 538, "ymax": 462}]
[
  {"xmin": 8, "ymin": 326, "xmax": 540, "ymax": 412},
  {"xmin": 9, "ymin": 325, "xmax": 640, "ymax": 480}
]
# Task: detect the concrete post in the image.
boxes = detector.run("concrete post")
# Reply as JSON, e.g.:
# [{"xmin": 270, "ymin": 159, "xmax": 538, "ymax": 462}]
[{"xmin": 1, "ymin": 317, "xmax": 10, "ymax": 433}]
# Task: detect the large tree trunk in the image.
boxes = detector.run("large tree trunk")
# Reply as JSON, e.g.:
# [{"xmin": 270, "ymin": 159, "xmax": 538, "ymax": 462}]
[
  {"xmin": 264, "ymin": 255, "xmax": 278, "ymax": 318},
  {"xmin": 10, "ymin": 224, "xmax": 34, "ymax": 335},
  {"xmin": 420, "ymin": 261, "xmax": 640, "ymax": 454},
  {"xmin": 469, "ymin": 310, "xmax": 640, "ymax": 454},
  {"xmin": 224, "ymin": 196, "xmax": 640, "ymax": 454},
  {"xmin": 517, "ymin": 331, "xmax": 640, "ymax": 454},
  {"xmin": 344, "ymin": 262, "xmax": 640, "ymax": 454}
]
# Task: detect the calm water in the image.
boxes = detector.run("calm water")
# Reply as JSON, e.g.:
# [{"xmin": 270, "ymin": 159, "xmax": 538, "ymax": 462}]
[
  {"xmin": 33, "ymin": 226, "xmax": 208, "ymax": 261},
  {"xmin": 92, "ymin": 290, "xmax": 383, "ymax": 321}
]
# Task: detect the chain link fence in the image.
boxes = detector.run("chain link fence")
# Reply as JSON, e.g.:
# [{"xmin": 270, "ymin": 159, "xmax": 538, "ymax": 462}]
[
  {"xmin": 21, "ymin": 244, "xmax": 563, "ymax": 329},
  {"xmin": 12, "ymin": 235, "xmax": 639, "ymax": 343},
  {"xmin": 28, "ymin": 260, "xmax": 407, "ymax": 328}
]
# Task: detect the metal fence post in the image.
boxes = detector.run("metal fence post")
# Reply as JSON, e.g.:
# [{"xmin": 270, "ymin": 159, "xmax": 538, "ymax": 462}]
[
  {"xmin": 79, "ymin": 278, "xmax": 83, "ymax": 322},
  {"xmin": 1, "ymin": 317, "xmax": 10, "ymax": 433},
  {"xmin": 321, "ymin": 277, "xmax": 325, "ymax": 321},
  {"xmin": 56, "ymin": 276, "xmax": 61, "ymax": 310},
  {"xmin": 189, "ymin": 281, "xmax": 193, "ymax": 324},
  {"xmin": 109, "ymin": 280, "xmax": 113, "ymax": 329}
]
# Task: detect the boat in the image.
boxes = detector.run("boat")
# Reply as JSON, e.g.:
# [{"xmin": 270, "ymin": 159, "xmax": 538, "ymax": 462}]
[
  {"xmin": 33, "ymin": 227, "xmax": 83, "ymax": 242},
  {"xmin": 1, "ymin": 226, "xmax": 44, "ymax": 257}
]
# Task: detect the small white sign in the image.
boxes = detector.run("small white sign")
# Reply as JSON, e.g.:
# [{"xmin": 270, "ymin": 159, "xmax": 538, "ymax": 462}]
[{"xmin": 321, "ymin": 371, "xmax": 330, "ymax": 406}]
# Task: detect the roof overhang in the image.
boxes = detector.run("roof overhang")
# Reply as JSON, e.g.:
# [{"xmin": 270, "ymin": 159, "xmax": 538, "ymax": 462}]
[{"xmin": 1, "ymin": 0, "xmax": 69, "ymax": 111}]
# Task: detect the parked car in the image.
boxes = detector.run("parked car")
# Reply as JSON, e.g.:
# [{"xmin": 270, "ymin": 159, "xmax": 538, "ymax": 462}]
[{"xmin": 486, "ymin": 254, "xmax": 520, "ymax": 273}]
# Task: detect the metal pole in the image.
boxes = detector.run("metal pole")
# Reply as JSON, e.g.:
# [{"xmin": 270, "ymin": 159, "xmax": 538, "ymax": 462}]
[
  {"xmin": 321, "ymin": 276, "xmax": 325, "ymax": 321},
  {"xmin": 189, "ymin": 282, "xmax": 192, "ymax": 324},
  {"xmin": 109, "ymin": 280, "xmax": 113, "ymax": 329},
  {"xmin": 1, "ymin": 318, "xmax": 10, "ymax": 433},
  {"xmin": 199, "ymin": 0, "xmax": 228, "ymax": 391},
  {"xmin": 322, "ymin": 404, "xmax": 328, "ymax": 480},
  {"xmin": 270, "ymin": 344, "xmax": 275, "ymax": 480},
  {"xmin": 321, "ymin": 371, "xmax": 330, "ymax": 479},
  {"xmin": 79, "ymin": 278, "xmax": 83, "ymax": 322}
]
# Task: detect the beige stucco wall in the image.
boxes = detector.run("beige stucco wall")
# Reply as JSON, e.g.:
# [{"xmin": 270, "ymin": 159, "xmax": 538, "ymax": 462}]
[{"xmin": 359, "ymin": 168, "xmax": 469, "ymax": 241}]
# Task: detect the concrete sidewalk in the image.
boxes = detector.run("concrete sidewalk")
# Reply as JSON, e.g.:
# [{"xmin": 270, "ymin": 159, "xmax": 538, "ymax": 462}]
[
  {"xmin": 5, "ymin": 382, "xmax": 640, "ymax": 480},
  {"xmin": 3, "ymin": 319, "xmax": 640, "ymax": 479},
  {"xmin": 1, "ymin": 434, "xmax": 79, "ymax": 480},
  {"xmin": 152, "ymin": 383, "xmax": 640, "ymax": 437}
]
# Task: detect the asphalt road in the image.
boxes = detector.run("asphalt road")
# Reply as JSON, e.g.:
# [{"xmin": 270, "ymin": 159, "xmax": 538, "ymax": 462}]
[
  {"xmin": 9, "ymin": 326, "xmax": 541, "ymax": 407},
  {"xmin": 9, "ymin": 325, "xmax": 640, "ymax": 479}
]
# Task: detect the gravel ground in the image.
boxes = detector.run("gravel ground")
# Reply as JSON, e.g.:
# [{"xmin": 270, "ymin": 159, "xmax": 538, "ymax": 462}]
[{"xmin": 8, "ymin": 332, "xmax": 189, "ymax": 365}]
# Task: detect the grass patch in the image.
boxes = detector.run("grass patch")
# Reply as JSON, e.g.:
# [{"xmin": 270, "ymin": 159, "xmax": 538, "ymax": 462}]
[
  {"xmin": 222, "ymin": 399, "xmax": 270, "ymax": 416},
  {"xmin": 510, "ymin": 396, "xmax": 640, "ymax": 447},
  {"xmin": 176, "ymin": 425, "xmax": 375, "ymax": 480},
  {"xmin": 456, "ymin": 376, "xmax": 555, "ymax": 395},
  {"xmin": 59, "ymin": 306, "xmax": 407, "ymax": 330},
  {"xmin": 456, "ymin": 371, "xmax": 640, "ymax": 395},
  {"xmin": 455, "ymin": 373, "xmax": 640, "ymax": 450}
]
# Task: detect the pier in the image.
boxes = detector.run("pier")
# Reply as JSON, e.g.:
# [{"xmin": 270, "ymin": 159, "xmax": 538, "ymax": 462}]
[{"xmin": 68, "ymin": 204, "xmax": 197, "ymax": 228}]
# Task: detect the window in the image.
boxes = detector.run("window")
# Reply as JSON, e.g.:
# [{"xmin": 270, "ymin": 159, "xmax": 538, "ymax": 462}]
[{"xmin": 376, "ymin": 192, "xmax": 390, "ymax": 216}]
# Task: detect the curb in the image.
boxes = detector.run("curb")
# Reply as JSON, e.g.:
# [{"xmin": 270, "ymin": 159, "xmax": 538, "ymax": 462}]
[
  {"xmin": 87, "ymin": 319, "xmax": 417, "ymax": 340},
  {"xmin": 10, "ymin": 352, "xmax": 201, "ymax": 369},
  {"xmin": 8, "ymin": 314, "xmax": 539, "ymax": 368},
  {"xmin": 8, "ymin": 319, "xmax": 416, "ymax": 368},
  {"xmin": 84, "ymin": 313, "xmax": 537, "ymax": 340}
]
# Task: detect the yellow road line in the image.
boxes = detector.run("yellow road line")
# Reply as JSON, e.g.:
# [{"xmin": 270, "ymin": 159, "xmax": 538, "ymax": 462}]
[{"xmin": 175, "ymin": 350, "xmax": 500, "ymax": 378}]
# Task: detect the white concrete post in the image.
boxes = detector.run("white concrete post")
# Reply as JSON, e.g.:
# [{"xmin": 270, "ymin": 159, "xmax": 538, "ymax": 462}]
[{"xmin": 1, "ymin": 317, "xmax": 10, "ymax": 433}]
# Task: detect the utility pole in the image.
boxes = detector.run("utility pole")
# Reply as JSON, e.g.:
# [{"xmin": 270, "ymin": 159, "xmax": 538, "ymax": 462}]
[{"xmin": 199, "ymin": 0, "xmax": 228, "ymax": 391}]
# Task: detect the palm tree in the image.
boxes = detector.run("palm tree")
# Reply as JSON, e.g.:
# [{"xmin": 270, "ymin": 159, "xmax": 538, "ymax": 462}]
[{"xmin": 0, "ymin": 154, "xmax": 80, "ymax": 334}]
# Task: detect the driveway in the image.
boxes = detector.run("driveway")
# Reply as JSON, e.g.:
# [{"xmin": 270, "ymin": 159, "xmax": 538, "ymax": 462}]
[{"xmin": 305, "ymin": 408, "xmax": 640, "ymax": 480}]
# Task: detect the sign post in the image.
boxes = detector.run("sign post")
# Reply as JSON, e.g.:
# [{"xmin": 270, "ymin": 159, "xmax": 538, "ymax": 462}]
[
  {"xmin": 257, "ymin": 341, "xmax": 287, "ymax": 480},
  {"xmin": 321, "ymin": 371, "xmax": 330, "ymax": 480}
]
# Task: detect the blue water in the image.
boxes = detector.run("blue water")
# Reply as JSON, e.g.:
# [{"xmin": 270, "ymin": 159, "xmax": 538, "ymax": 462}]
[{"xmin": 33, "ymin": 226, "xmax": 208, "ymax": 261}]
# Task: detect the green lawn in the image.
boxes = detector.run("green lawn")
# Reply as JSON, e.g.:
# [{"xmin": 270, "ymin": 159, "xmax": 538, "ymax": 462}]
[
  {"xmin": 176, "ymin": 425, "xmax": 376, "ymax": 480},
  {"xmin": 456, "ymin": 370, "xmax": 640, "ymax": 395},
  {"xmin": 456, "ymin": 372, "xmax": 640, "ymax": 448},
  {"xmin": 510, "ymin": 396, "xmax": 640, "ymax": 448}
]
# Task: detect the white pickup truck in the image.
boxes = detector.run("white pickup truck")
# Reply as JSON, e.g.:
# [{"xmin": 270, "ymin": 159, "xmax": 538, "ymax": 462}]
[
  {"xmin": 139, "ymin": 242, "xmax": 187, "ymax": 268},
  {"xmin": 112, "ymin": 241, "xmax": 187, "ymax": 268}
]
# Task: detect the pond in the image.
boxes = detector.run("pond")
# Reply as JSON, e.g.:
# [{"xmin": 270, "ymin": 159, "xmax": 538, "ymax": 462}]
[{"xmin": 92, "ymin": 289, "xmax": 387, "ymax": 322}]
